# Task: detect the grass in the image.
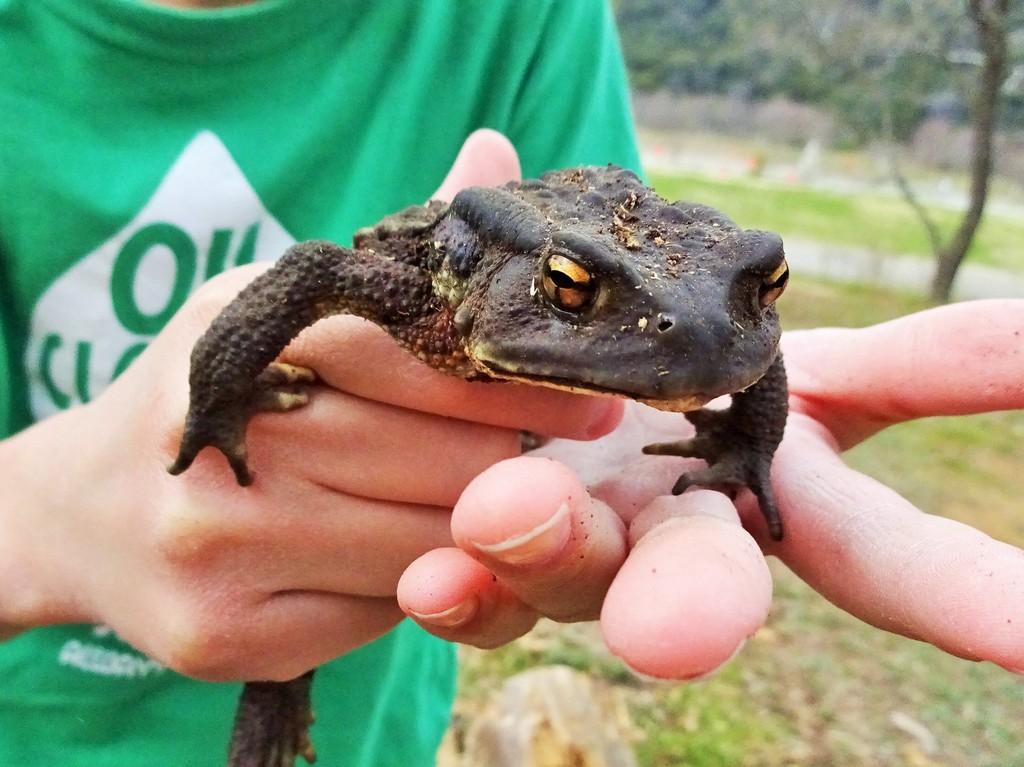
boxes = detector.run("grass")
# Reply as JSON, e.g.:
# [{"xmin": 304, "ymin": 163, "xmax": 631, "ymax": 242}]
[
  {"xmin": 444, "ymin": 277, "xmax": 1024, "ymax": 767},
  {"xmin": 649, "ymin": 172, "xmax": 1024, "ymax": 273}
]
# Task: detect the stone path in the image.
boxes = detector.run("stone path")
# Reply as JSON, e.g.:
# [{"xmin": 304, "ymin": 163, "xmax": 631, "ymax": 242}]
[{"xmin": 785, "ymin": 237, "xmax": 1024, "ymax": 300}]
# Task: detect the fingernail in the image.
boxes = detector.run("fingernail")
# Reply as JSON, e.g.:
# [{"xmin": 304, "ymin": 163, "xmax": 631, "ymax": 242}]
[
  {"xmin": 472, "ymin": 502, "xmax": 572, "ymax": 566},
  {"xmin": 409, "ymin": 596, "xmax": 479, "ymax": 628}
]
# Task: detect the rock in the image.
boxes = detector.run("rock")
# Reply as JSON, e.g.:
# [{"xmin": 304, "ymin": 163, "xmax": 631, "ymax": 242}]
[{"xmin": 460, "ymin": 665, "xmax": 637, "ymax": 767}]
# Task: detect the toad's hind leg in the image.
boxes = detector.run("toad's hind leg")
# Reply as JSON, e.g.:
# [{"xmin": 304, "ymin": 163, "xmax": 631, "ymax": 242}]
[
  {"xmin": 228, "ymin": 673, "xmax": 317, "ymax": 767},
  {"xmin": 643, "ymin": 355, "xmax": 788, "ymax": 540}
]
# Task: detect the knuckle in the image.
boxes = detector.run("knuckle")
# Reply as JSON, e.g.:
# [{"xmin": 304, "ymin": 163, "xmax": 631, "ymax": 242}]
[
  {"xmin": 161, "ymin": 603, "xmax": 242, "ymax": 681},
  {"xmin": 192, "ymin": 264, "xmax": 265, "ymax": 303},
  {"xmin": 180, "ymin": 265, "xmax": 268, "ymax": 329},
  {"xmin": 160, "ymin": 600, "xmax": 307, "ymax": 683},
  {"xmin": 180, "ymin": 280, "xmax": 238, "ymax": 330},
  {"xmin": 152, "ymin": 502, "xmax": 230, "ymax": 571}
]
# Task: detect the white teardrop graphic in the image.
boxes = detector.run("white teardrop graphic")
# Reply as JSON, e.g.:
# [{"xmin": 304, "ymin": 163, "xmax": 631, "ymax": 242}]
[{"xmin": 27, "ymin": 131, "xmax": 296, "ymax": 420}]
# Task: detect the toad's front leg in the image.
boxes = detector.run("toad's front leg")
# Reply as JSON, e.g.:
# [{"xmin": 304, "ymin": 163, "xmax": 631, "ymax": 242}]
[
  {"xmin": 643, "ymin": 355, "xmax": 788, "ymax": 539},
  {"xmin": 167, "ymin": 239, "xmax": 436, "ymax": 486}
]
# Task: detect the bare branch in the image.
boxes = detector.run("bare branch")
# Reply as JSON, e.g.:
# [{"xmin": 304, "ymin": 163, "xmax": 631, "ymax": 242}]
[
  {"xmin": 882, "ymin": 104, "xmax": 943, "ymax": 258},
  {"xmin": 930, "ymin": 0, "xmax": 1010, "ymax": 301},
  {"xmin": 890, "ymin": 156, "xmax": 945, "ymax": 257}
]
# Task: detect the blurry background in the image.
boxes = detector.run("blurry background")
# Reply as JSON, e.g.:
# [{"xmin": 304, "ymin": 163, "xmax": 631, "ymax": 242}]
[{"xmin": 442, "ymin": 3, "xmax": 1024, "ymax": 765}]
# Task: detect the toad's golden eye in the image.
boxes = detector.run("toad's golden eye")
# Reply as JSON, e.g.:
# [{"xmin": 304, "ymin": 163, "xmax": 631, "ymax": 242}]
[
  {"xmin": 541, "ymin": 253, "xmax": 596, "ymax": 312},
  {"xmin": 759, "ymin": 258, "xmax": 789, "ymax": 308}
]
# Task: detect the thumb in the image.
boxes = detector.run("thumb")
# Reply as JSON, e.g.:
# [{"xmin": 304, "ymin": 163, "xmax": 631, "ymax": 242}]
[{"xmin": 432, "ymin": 129, "xmax": 522, "ymax": 202}]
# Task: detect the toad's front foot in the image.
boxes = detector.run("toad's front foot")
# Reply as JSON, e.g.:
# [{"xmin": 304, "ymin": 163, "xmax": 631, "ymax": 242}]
[
  {"xmin": 168, "ymin": 363, "xmax": 316, "ymax": 485},
  {"xmin": 643, "ymin": 356, "xmax": 788, "ymax": 540},
  {"xmin": 643, "ymin": 414, "xmax": 783, "ymax": 540}
]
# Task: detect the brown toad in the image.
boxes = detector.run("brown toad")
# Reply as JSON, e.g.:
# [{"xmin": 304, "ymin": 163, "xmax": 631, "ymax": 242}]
[{"xmin": 170, "ymin": 165, "xmax": 789, "ymax": 767}]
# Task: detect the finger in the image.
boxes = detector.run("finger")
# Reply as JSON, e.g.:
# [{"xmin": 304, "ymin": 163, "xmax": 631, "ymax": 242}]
[
  {"xmin": 268, "ymin": 502, "xmax": 451, "ymax": 599},
  {"xmin": 209, "ymin": 593, "xmax": 404, "ymax": 682},
  {"xmin": 451, "ymin": 457, "xmax": 628, "ymax": 622},
  {"xmin": 282, "ymin": 315, "xmax": 623, "ymax": 441},
  {"xmin": 600, "ymin": 491, "xmax": 772, "ymax": 679},
  {"xmin": 761, "ymin": 414, "xmax": 1024, "ymax": 672},
  {"xmin": 159, "ymin": 461, "xmax": 455, "ymax": 600},
  {"xmin": 397, "ymin": 547, "xmax": 539, "ymax": 649},
  {"xmin": 783, "ymin": 299, "xmax": 1024, "ymax": 447},
  {"xmin": 251, "ymin": 386, "xmax": 522, "ymax": 507},
  {"xmin": 432, "ymin": 129, "xmax": 522, "ymax": 203}
]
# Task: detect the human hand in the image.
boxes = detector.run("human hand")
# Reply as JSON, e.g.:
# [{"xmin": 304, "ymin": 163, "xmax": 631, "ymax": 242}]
[
  {"xmin": 753, "ymin": 299, "xmax": 1023, "ymax": 671},
  {"xmin": 0, "ymin": 130, "xmax": 623, "ymax": 680},
  {"xmin": 398, "ymin": 299, "xmax": 1024, "ymax": 678}
]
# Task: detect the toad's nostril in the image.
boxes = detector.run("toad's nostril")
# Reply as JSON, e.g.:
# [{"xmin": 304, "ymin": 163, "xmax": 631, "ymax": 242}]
[{"xmin": 657, "ymin": 314, "xmax": 675, "ymax": 333}]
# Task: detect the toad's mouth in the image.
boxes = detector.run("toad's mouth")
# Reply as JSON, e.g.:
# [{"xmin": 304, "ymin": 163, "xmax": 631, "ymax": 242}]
[{"xmin": 474, "ymin": 362, "xmax": 714, "ymax": 413}]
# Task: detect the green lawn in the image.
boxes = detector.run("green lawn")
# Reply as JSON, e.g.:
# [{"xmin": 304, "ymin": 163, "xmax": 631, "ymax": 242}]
[
  {"xmin": 650, "ymin": 172, "xmax": 1024, "ymax": 273},
  {"xmin": 445, "ymin": 278, "xmax": 1024, "ymax": 767}
]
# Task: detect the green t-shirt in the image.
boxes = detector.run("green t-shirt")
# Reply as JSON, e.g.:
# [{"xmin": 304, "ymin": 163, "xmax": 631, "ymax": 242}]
[{"xmin": 0, "ymin": 0, "xmax": 640, "ymax": 764}]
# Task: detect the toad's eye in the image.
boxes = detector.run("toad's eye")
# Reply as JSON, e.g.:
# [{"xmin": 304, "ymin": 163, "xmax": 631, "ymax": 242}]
[
  {"xmin": 759, "ymin": 258, "xmax": 789, "ymax": 309},
  {"xmin": 541, "ymin": 253, "xmax": 596, "ymax": 312}
]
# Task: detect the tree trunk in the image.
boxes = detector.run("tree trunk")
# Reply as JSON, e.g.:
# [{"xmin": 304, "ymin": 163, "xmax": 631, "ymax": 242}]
[{"xmin": 930, "ymin": 0, "xmax": 1009, "ymax": 302}]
